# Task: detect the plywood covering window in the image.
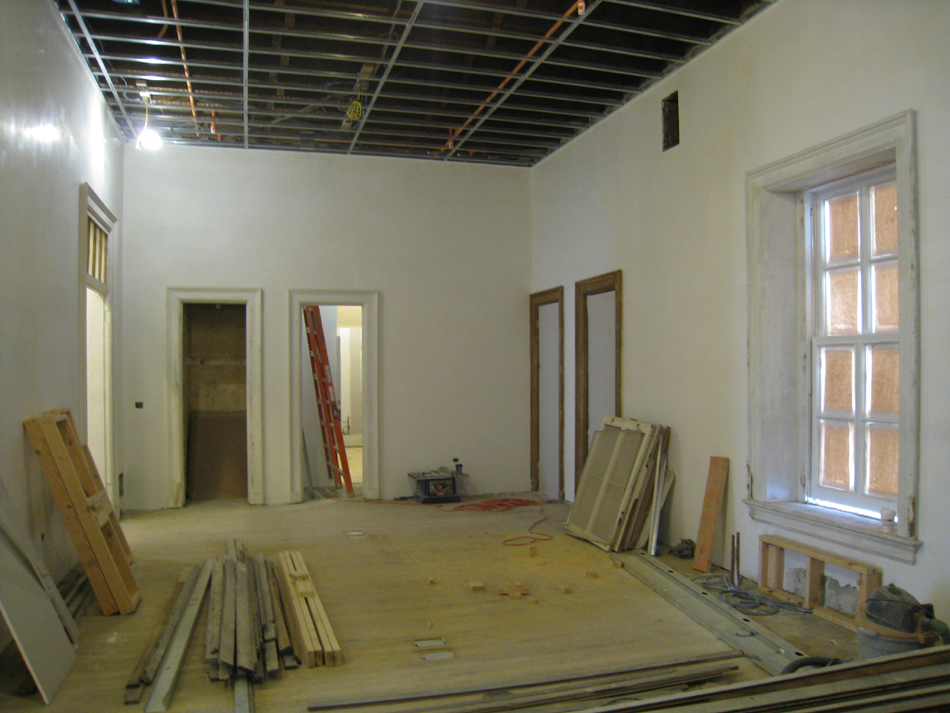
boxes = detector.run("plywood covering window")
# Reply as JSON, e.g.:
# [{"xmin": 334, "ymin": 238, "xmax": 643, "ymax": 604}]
[{"xmin": 809, "ymin": 170, "xmax": 900, "ymax": 515}]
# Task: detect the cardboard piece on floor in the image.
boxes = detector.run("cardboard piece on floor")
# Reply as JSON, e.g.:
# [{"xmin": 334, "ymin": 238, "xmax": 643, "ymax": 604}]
[{"xmin": 0, "ymin": 530, "xmax": 76, "ymax": 703}]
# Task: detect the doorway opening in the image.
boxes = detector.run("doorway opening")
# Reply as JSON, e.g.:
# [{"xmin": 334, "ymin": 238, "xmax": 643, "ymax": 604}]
[
  {"xmin": 300, "ymin": 305, "xmax": 363, "ymax": 497},
  {"xmin": 574, "ymin": 271, "xmax": 622, "ymax": 494},
  {"xmin": 530, "ymin": 287, "xmax": 564, "ymax": 501},
  {"xmin": 81, "ymin": 183, "xmax": 116, "ymax": 504},
  {"xmin": 167, "ymin": 288, "xmax": 263, "ymax": 507},
  {"xmin": 85, "ymin": 286, "xmax": 112, "ymax": 499},
  {"xmin": 290, "ymin": 290, "xmax": 379, "ymax": 501},
  {"xmin": 183, "ymin": 303, "xmax": 248, "ymax": 502}
]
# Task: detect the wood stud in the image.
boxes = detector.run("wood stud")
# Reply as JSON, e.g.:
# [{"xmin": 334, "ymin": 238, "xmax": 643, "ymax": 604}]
[
  {"xmin": 24, "ymin": 410, "xmax": 139, "ymax": 615},
  {"xmin": 757, "ymin": 534, "xmax": 883, "ymax": 632}
]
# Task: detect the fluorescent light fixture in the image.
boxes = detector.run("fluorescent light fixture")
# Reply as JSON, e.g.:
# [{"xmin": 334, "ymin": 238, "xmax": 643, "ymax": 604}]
[{"xmin": 137, "ymin": 128, "xmax": 163, "ymax": 151}]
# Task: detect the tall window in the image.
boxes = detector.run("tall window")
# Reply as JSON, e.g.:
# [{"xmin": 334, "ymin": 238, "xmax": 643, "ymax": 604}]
[{"xmin": 809, "ymin": 169, "xmax": 899, "ymax": 515}]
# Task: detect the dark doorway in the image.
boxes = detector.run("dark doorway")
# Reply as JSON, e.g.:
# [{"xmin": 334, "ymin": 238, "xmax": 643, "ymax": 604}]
[{"xmin": 184, "ymin": 303, "xmax": 248, "ymax": 501}]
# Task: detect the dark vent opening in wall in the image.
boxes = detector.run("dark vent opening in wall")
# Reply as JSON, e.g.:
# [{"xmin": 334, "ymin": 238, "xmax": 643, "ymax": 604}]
[{"xmin": 662, "ymin": 91, "xmax": 680, "ymax": 151}]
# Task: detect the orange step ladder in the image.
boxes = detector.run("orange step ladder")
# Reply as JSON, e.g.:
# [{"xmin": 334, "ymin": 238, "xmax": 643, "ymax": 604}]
[{"xmin": 302, "ymin": 306, "xmax": 353, "ymax": 495}]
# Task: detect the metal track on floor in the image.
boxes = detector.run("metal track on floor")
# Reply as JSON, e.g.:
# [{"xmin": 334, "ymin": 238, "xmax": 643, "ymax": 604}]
[{"xmin": 617, "ymin": 550, "xmax": 806, "ymax": 675}]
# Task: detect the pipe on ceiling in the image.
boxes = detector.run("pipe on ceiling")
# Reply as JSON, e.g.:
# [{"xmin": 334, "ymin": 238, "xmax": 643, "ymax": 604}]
[{"xmin": 444, "ymin": 0, "xmax": 582, "ymax": 151}]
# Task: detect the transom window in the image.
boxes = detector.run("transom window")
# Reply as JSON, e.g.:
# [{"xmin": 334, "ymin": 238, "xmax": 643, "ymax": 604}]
[{"xmin": 809, "ymin": 169, "xmax": 899, "ymax": 515}]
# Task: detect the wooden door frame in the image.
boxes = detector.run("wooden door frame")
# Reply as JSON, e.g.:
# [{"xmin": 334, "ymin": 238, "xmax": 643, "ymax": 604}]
[
  {"xmin": 575, "ymin": 270, "xmax": 622, "ymax": 489},
  {"xmin": 530, "ymin": 286, "xmax": 564, "ymax": 499},
  {"xmin": 289, "ymin": 290, "xmax": 379, "ymax": 501}
]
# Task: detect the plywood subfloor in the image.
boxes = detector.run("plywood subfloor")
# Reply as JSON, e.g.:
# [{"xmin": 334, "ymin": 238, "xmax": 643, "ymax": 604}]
[{"xmin": 0, "ymin": 498, "xmax": 768, "ymax": 712}]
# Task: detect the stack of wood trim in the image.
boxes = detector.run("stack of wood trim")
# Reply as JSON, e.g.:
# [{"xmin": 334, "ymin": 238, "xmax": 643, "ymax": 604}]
[
  {"xmin": 577, "ymin": 645, "xmax": 950, "ymax": 713},
  {"xmin": 566, "ymin": 417, "xmax": 672, "ymax": 552},
  {"xmin": 276, "ymin": 550, "xmax": 342, "ymax": 667},
  {"xmin": 205, "ymin": 540, "xmax": 283, "ymax": 681},
  {"xmin": 23, "ymin": 409, "xmax": 139, "ymax": 615},
  {"xmin": 306, "ymin": 652, "xmax": 741, "ymax": 712}
]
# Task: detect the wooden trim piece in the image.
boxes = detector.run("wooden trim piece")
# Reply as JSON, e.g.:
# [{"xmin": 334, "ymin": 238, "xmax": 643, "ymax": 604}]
[
  {"xmin": 219, "ymin": 558, "xmax": 238, "ymax": 669},
  {"xmin": 692, "ymin": 457, "xmax": 730, "ymax": 572},
  {"xmin": 143, "ymin": 559, "xmax": 213, "ymax": 713},
  {"xmin": 141, "ymin": 565, "xmax": 200, "ymax": 685},
  {"xmin": 204, "ymin": 559, "xmax": 224, "ymax": 662},
  {"xmin": 529, "ymin": 286, "xmax": 565, "ymax": 498},
  {"xmin": 125, "ymin": 576, "xmax": 186, "ymax": 704},
  {"xmin": 307, "ymin": 651, "xmax": 742, "ymax": 711},
  {"xmin": 267, "ymin": 561, "xmax": 293, "ymax": 656},
  {"xmin": 574, "ymin": 270, "xmax": 622, "ymax": 490},
  {"xmin": 395, "ymin": 663, "xmax": 737, "ymax": 713}
]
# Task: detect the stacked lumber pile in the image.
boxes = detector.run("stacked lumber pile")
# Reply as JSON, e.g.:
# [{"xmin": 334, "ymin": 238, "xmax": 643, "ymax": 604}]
[
  {"xmin": 125, "ymin": 542, "xmax": 342, "ymax": 711},
  {"xmin": 275, "ymin": 550, "xmax": 342, "ymax": 667},
  {"xmin": 566, "ymin": 417, "xmax": 671, "ymax": 553},
  {"xmin": 573, "ymin": 645, "xmax": 950, "ymax": 713},
  {"xmin": 305, "ymin": 652, "xmax": 742, "ymax": 713},
  {"xmin": 205, "ymin": 539, "xmax": 284, "ymax": 682}
]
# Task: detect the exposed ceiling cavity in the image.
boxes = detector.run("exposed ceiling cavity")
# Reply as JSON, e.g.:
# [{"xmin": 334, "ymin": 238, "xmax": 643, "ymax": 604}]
[{"xmin": 57, "ymin": 0, "xmax": 772, "ymax": 166}]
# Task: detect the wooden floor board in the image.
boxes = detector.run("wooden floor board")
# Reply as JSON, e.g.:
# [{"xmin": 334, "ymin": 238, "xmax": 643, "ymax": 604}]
[{"xmin": 0, "ymin": 498, "xmax": 768, "ymax": 712}]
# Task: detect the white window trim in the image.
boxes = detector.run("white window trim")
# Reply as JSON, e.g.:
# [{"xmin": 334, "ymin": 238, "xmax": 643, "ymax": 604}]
[{"xmin": 746, "ymin": 111, "xmax": 920, "ymax": 563}]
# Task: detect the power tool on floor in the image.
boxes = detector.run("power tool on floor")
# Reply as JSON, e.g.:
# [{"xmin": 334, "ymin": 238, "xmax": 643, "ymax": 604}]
[{"xmin": 855, "ymin": 584, "xmax": 950, "ymax": 658}]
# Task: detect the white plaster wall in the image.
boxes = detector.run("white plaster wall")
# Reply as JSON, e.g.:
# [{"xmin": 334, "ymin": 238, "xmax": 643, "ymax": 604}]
[
  {"xmin": 0, "ymin": 0, "xmax": 125, "ymax": 608},
  {"xmin": 121, "ymin": 146, "xmax": 531, "ymax": 507},
  {"xmin": 531, "ymin": 0, "xmax": 950, "ymax": 605}
]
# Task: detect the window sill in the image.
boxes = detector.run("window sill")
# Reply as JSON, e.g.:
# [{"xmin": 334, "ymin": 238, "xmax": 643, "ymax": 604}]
[{"xmin": 744, "ymin": 499, "xmax": 921, "ymax": 564}]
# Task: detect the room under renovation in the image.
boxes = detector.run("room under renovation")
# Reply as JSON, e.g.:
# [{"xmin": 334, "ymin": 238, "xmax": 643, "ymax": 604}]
[{"xmin": 3, "ymin": 1, "xmax": 950, "ymax": 712}]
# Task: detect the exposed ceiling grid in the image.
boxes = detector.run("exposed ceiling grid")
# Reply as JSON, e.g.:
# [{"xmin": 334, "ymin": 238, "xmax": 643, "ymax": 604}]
[{"xmin": 57, "ymin": 0, "xmax": 771, "ymax": 166}]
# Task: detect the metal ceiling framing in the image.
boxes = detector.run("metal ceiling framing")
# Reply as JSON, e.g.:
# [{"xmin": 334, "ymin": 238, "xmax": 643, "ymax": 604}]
[{"xmin": 56, "ymin": 0, "xmax": 772, "ymax": 166}]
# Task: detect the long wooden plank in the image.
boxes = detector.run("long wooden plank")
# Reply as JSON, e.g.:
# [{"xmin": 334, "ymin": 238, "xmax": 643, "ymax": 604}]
[
  {"xmin": 219, "ymin": 558, "xmax": 238, "ymax": 670},
  {"xmin": 235, "ymin": 561, "xmax": 257, "ymax": 673},
  {"xmin": 402, "ymin": 663, "xmax": 737, "ymax": 713},
  {"xmin": 24, "ymin": 417, "xmax": 118, "ymax": 616},
  {"xmin": 692, "ymin": 456, "xmax": 729, "ymax": 572},
  {"xmin": 0, "ymin": 530, "xmax": 76, "ymax": 704},
  {"xmin": 143, "ymin": 559, "xmax": 213, "ymax": 713},
  {"xmin": 125, "ymin": 576, "xmax": 186, "ymax": 704},
  {"xmin": 276, "ymin": 552, "xmax": 319, "ymax": 667},
  {"xmin": 293, "ymin": 552, "xmax": 342, "ymax": 666},
  {"xmin": 205, "ymin": 558, "xmax": 224, "ymax": 662},
  {"xmin": 306, "ymin": 651, "xmax": 742, "ymax": 711},
  {"xmin": 581, "ymin": 643, "xmax": 950, "ymax": 712},
  {"xmin": 141, "ymin": 565, "xmax": 200, "ymax": 685},
  {"xmin": 267, "ymin": 562, "xmax": 293, "ymax": 656},
  {"xmin": 79, "ymin": 439, "xmax": 133, "ymax": 563},
  {"xmin": 254, "ymin": 554, "xmax": 276, "ymax": 642},
  {"xmin": 234, "ymin": 674, "xmax": 255, "ymax": 713}
]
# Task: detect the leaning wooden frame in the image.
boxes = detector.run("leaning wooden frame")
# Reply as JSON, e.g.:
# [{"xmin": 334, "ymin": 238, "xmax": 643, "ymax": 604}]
[{"xmin": 566, "ymin": 417, "xmax": 669, "ymax": 552}]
